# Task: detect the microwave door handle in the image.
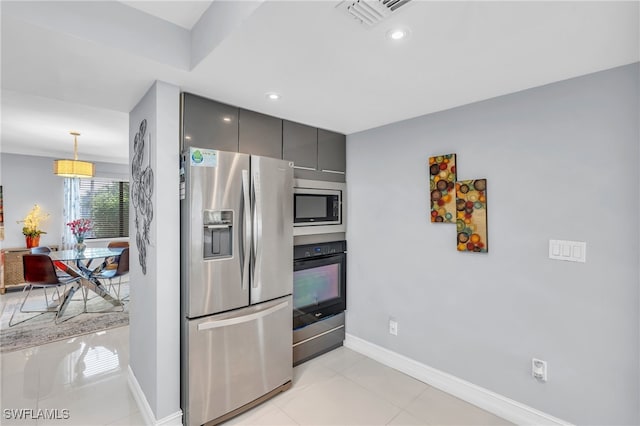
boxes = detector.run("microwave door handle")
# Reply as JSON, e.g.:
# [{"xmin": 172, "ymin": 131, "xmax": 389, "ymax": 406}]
[{"xmin": 241, "ymin": 169, "xmax": 251, "ymax": 291}]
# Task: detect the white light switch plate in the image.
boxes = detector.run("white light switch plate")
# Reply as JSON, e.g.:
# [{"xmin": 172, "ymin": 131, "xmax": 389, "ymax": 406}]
[{"xmin": 549, "ymin": 240, "xmax": 586, "ymax": 263}]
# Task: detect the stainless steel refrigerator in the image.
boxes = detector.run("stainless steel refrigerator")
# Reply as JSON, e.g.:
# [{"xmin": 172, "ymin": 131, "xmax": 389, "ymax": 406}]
[{"xmin": 180, "ymin": 148, "xmax": 293, "ymax": 426}]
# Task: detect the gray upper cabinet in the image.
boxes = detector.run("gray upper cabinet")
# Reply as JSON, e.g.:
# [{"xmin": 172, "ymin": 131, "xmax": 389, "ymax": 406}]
[
  {"xmin": 283, "ymin": 120, "xmax": 317, "ymax": 170},
  {"xmin": 181, "ymin": 93, "xmax": 239, "ymax": 152},
  {"xmin": 238, "ymin": 109, "xmax": 283, "ymax": 158},
  {"xmin": 317, "ymin": 129, "xmax": 346, "ymax": 176},
  {"xmin": 283, "ymin": 122, "xmax": 346, "ymax": 182},
  {"xmin": 181, "ymin": 92, "xmax": 346, "ymax": 181}
]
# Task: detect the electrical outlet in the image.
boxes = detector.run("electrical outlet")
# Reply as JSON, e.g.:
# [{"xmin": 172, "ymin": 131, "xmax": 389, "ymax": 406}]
[
  {"xmin": 389, "ymin": 318, "xmax": 398, "ymax": 336},
  {"xmin": 532, "ymin": 358, "xmax": 548, "ymax": 382}
]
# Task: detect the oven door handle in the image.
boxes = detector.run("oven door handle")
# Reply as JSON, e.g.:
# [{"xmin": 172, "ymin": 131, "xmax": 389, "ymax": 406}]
[{"xmin": 293, "ymin": 253, "xmax": 345, "ymax": 267}]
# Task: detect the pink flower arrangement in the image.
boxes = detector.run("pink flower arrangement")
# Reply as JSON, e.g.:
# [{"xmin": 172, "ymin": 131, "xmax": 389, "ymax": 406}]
[{"xmin": 66, "ymin": 218, "xmax": 93, "ymax": 242}]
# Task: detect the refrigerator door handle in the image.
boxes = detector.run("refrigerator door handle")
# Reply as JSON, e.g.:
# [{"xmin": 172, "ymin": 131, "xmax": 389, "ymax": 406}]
[
  {"xmin": 241, "ymin": 169, "xmax": 251, "ymax": 291},
  {"xmin": 252, "ymin": 171, "xmax": 262, "ymax": 289},
  {"xmin": 197, "ymin": 301, "xmax": 289, "ymax": 331}
]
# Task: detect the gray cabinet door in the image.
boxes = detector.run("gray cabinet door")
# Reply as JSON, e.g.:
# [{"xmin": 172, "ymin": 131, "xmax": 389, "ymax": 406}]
[
  {"xmin": 181, "ymin": 93, "xmax": 239, "ymax": 152},
  {"xmin": 239, "ymin": 109, "xmax": 283, "ymax": 158},
  {"xmin": 283, "ymin": 120, "xmax": 317, "ymax": 170},
  {"xmin": 318, "ymin": 129, "xmax": 346, "ymax": 179}
]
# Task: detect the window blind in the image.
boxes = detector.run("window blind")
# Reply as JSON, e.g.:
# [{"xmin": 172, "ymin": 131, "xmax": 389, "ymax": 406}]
[{"xmin": 78, "ymin": 178, "xmax": 129, "ymax": 239}]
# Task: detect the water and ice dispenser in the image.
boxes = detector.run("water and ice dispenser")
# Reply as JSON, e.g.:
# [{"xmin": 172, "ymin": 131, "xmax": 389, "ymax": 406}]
[{"xmin": 203, "ymin": 210, "xmax": 233, "ymax": 259}]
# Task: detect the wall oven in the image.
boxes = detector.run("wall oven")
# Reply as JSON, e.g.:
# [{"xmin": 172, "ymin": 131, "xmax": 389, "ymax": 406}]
[
  {"xmin": 292, "ymin": 240, "xmax": 347, "ymax": 365},
  {"xmin": 293, "ymin": 179, "xmax": 346, "ymax": 236}
]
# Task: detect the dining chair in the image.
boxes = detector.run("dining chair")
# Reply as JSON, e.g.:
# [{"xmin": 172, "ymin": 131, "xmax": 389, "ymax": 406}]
[
  {"xmin": 107, "ymin": 241, "xmax": 129, "ymax": 249},
  {"xmin": 30, "ymin": 246, "xmax": 52, "ymax": 254},
  {"xmin": 107, "ymin": 242, "xmax": 129, "ymax": 298},
  {"xmin": 94, "ymin": 247, "xmax": 129, "ymax": 305},
  {"xmin": 9, "ymin": 254, "xmax": 83, "ymax": 326},
  {"xmin": 30, "ymin": 246, "xmax": 79, "ymax": 280}
]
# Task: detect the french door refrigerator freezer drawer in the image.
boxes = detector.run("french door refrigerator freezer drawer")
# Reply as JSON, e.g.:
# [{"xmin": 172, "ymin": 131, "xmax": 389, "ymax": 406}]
[{"xmin": 184, "ymin": 296, "xmax": 293, "ymax": 426}]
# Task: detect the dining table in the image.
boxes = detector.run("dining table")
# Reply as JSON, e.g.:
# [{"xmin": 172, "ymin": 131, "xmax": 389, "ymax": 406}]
[{"xmin": 49, "ymin": 247, "xmax": 125, "ymax": 318}]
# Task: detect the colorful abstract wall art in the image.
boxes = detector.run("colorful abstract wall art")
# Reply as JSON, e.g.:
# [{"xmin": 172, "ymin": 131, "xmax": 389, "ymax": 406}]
[
  {"xmin": 428, "ymin": 153, "xmax": 488, "ymax": 254},
  {"xmin": 429, "ymin": 154, "xmax": 456, "ymax": 223},
  {"xmin": 456, "ymin": 179, "xmax": 488, "ymax": 253}
]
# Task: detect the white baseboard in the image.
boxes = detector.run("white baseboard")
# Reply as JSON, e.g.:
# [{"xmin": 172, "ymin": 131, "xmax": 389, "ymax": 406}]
[
  {"xmin": 344, "ymin": 334, "xmax": 571, "ymax": 426},
  {"xmin": 127, "ymin": 366, "xmax": 183, "ymax": 426}
]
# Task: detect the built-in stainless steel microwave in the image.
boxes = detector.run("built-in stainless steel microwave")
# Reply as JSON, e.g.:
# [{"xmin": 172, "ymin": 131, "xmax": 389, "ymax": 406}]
[{"xmin": 293, "ymin": 179, "xmax": 346, "ymax": 236}]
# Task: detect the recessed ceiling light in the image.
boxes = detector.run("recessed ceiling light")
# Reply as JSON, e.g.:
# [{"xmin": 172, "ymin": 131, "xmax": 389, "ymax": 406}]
[
  {"xmin": 185, "ymin": 135, "xmax": 192, "ymax": 140},
  {"xmin": 223, "ymin": 117, "xmax": 231, "ymax": 122},
  {"xmin": 265, "ymin": 92, "xmax": 281, "ymax": 101},
  {"xmin": 387, "ymin": 28, "xmax": 409, "ymax": 41}
]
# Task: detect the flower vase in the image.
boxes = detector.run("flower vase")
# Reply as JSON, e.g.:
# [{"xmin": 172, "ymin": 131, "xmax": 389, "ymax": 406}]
[
  {"xmin": 25, "ymin": 235, "xmax": 40, "ymax": 248},
  {"xmin": 75, "ymin": 239, "xmax": 86, "ymax": 253}
]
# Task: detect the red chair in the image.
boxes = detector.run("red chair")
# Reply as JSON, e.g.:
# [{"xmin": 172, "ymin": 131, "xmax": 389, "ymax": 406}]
[
  {"xmin": 30, "ymin": 246, "xmax": 79, "ymax": 280},
  {"xmin": 9, "ymin": 254, "xmax": 82, "ymax": 326}
]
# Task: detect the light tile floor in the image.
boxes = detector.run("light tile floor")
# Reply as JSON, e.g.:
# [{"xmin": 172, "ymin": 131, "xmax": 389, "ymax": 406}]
[
  {"xmin": 1, "ymin": 290, "xmax": 512, "ymax": 426},
  {"xmin": 228, "ymin": 348, "xmax": 512, "ymax": 426},
  {"xmin": 1, "ymin": 326, "xmax": 142, "ymax": 426}
]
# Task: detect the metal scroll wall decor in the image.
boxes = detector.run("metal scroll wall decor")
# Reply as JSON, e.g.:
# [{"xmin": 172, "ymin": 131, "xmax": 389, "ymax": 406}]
[
  {"xmin": 131, "ymin": 119, "xmax": 154, "ymax": 274},
  {"xmin": 429, "ymin": 154, "xmax": 488, "ymax": 253}
]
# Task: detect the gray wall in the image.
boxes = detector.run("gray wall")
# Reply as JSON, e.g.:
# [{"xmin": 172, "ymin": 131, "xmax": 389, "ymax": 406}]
[
  {"xmin": 345, "ymin": 63, "xmax": 639, "ymax": 425},
  {"xmin": 128, "ymin": 81, "xmax": 181, "ymax": 422},
  {"xmin": 0, "ymin": 153, "xmax": 127, "ymax": 248}
]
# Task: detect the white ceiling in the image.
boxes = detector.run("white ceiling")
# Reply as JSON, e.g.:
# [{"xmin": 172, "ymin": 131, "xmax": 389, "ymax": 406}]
[
  {"xmin": 1, "ymin": 1, "xmax": 638, "ymax": 166},
  {"xmin": 119, "ymin": 1, "xmax": 213, "ymax": 30}
]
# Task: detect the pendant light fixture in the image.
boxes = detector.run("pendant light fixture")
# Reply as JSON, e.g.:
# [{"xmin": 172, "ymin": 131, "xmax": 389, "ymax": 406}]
[{"xmin": 53, "ymin": 131, "xmax": 95, "ymax": 178}]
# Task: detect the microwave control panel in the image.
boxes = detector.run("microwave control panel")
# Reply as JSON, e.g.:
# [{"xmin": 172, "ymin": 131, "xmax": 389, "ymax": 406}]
[{"xmin": 293, "ymin": 240, "xmax": 347, "ymax": 259}]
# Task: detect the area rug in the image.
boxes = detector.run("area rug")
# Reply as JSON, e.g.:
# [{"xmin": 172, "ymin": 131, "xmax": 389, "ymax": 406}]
[{"xmin": 0, "ymin": 283, "xmax": 129, "ymax": 353}]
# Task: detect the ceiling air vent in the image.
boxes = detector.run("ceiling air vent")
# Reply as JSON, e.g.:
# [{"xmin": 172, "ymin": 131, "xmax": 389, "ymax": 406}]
[{"xmin": 339, "ymin": 0, "xmax": 413, "ymax": 27}]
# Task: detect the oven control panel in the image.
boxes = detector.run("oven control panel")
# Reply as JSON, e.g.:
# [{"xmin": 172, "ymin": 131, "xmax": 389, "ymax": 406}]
[{"xmin": 293, "ymin": 240, "xmax": 347, "ymax": 259}]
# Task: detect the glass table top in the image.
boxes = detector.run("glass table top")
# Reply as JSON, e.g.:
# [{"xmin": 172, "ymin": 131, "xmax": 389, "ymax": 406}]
[{"xmin": 49, "ymin": 247, "xmax": 124, "ymax": 261}]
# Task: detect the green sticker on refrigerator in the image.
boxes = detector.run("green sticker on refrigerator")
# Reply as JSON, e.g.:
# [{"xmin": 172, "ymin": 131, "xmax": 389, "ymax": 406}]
[{"xmin": 190, "ymin": 148, "xmax": 217, "ymax": 167}]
